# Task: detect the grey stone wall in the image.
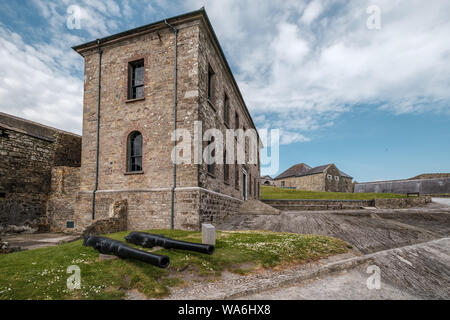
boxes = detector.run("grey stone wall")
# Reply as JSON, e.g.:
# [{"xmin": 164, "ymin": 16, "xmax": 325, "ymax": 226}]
[
  {"xmin": 0, "ymin": 116, "xmax": 81, "ymax": 233},
  {"xmin": 355, "ymin": 178, "xmax": 450, "ymax": 195},
  {"xmin": 46, "ymin": 167, "xmax": 81, "ymax": 233}
]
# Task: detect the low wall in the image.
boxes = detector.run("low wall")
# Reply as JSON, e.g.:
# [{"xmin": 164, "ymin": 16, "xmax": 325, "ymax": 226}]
[
  {"xmin": 83, "ymin": 200, "xmax": 128, "ymax": 236},
  {"xmin": 262, "ymin": 199, "xmax": 373, "ymax": 211},
  {"xmin": 199, "ymin": 189, "xmax": 243, "ymax": 225},
  {"xmin": 263, "ymin": 197, "xmax": 431, "ymax": 211},
  {"xmin": 374, "ymin": 197, "xmax": 432, "ymax": 209},
  {"xmin": 355, "ymin": 178, "xmax": 450, "ymax": 195}
]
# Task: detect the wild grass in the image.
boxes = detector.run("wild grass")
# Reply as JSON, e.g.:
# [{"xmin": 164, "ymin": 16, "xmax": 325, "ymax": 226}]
[
  {"xmin": 261, "ymin": 186, "xmax": 405, "ymax": 200},
  {"xmin": 0, "ymin": 229, "xmax": 349, "ymax": 300}
]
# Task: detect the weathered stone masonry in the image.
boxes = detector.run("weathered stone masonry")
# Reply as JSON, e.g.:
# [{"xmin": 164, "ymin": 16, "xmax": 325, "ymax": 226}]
[
  {"xmin": 69, "ymin": 9, "xmax": 260, "ymax": 232},
  {"xmin": 0, "ymin": 112, "xmax": 81, "ymax": 232}
]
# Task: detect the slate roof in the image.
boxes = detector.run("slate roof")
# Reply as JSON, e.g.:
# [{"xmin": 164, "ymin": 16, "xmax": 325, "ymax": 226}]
[
  {"xmin": 274, "ymin": 163, "xmax": 312, "ymax": 180},
  {"xmin": 275, "ymin": 163, "xmax": 353, "ymax": 180}
]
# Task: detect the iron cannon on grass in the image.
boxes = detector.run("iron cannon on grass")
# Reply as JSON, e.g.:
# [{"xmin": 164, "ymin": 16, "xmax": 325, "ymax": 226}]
[
  {"xmin": 83, "ymin": 236, "xmax": 170, "ymax": 268},
  {"xmin": 125, "ymin": 232, "xmax": 215, "ymax": 255}
]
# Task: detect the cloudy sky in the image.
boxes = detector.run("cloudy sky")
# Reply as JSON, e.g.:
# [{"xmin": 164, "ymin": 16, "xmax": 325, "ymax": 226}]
[{"xmin": 0, "ymin": 0, "xmax": 449, "ymax": 181}]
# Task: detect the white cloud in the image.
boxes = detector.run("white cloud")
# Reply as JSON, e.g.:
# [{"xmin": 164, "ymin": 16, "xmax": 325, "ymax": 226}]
[
  {"xmin": 0, "ymin": 26, "xmax": 83, "ymax": 134},
  {"xmin": 1, "ymin": 0, "xmax": 450, "ymax": 144},
  {"xmin": 194, "ymin": 0, "xmax": 450, "ymax": 143},
  {"xmin": 300, "ymin": 0, "xmax": 324, "ymax": 25}
]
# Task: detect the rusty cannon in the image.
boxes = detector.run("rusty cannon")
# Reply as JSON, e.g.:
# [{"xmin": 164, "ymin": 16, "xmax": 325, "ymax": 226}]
[
  {"xmin": 125, "ymin": 232, "xmax": 215, "ymax": 255},
  {"xmin": 83, "ymin": 236, "xmax": 170, "ymax": 268}
]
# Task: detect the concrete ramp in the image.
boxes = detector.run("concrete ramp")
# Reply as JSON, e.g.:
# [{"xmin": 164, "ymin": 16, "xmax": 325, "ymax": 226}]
[{"xmin": 239, "ymin": 200, "xmax": 280, "ymax": 215}]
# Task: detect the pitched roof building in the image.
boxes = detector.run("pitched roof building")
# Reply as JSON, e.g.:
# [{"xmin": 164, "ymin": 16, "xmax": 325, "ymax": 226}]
[{"xmin": 274, "ymin": 163, "xmax": 353, "ymax": 193}]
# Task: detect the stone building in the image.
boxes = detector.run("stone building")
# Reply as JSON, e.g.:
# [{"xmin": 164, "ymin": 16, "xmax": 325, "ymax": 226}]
[
  {"xmin": 355, "ymin": 176, "xmax": 450, "ymax": 195},
  {"xmin": 274, "ymin": 163, "xmax": 353, "ymax": 193},
  {"xmin": 0, "ymin": 112, "xmax": 81, "ymax": 233},
  {"xmin": 52, "ymin": 9, "xmax": 261, "ymax": 233}
]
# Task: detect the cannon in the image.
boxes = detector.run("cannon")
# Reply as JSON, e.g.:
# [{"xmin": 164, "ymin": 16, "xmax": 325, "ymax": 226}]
[
  {"xmin": 125, "ymin": 232, "xmax": 215, "ymax": 255},
  {"xmin": 83, "ymin": 236, "xmax": 170, "ymax": 268}
]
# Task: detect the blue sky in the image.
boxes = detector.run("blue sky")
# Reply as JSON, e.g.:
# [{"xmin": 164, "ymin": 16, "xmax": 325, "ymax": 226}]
[{"xmin": 0, "ymin": 0, "xmax": 449, "ymax": 182}]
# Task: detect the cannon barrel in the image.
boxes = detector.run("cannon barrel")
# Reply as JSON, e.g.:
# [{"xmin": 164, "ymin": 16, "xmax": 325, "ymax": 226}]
[
  {"xmin": 125, "ymin": 232, "xmax": 215, "ymax": 255},
  {"xmin": 83, "ymin": 236, "xmax": 170, "ymax": 268}
]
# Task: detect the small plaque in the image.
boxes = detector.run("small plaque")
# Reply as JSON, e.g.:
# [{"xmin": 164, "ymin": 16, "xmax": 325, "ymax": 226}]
[{"xmin": 202, "ymin": 224, "xmax": 216, "ymax": 246}]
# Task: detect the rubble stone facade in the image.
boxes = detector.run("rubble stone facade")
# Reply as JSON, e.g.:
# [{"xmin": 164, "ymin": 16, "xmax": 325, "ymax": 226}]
[
  {"xmin": 70, "ymin": 10, "xmax": 260, "ymax": 232},
  {"xmin": 0, "ymin": 112, "xmax": 81, "ymax": 233}
]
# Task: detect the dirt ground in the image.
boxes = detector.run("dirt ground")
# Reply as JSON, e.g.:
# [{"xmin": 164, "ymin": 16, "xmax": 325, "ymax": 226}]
[
  {"xmin": 216, "ymin": 201, "xmax": 450, "ymax": 300},
  {"xmin": 1, "ymin": 233, "xmax": 80, "ymax": 250},
  {"xmin": 217, "ymin": 202, "xmax": 450, "ymax": 254}
]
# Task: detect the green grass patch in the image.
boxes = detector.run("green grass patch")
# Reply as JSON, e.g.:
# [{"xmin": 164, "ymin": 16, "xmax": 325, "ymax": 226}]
[
  {"xmin": 261, "ymin": 186, "xmax": 405, "ymax": 200},
  {"xmin": 0, "ymin": 229, "xmax": 349, "ymax": 300}
]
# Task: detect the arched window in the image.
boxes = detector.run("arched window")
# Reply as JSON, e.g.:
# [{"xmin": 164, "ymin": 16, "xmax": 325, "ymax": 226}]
[{"xmin": 127, "ymin": 131, "xmax": 143, "ymax": 172}]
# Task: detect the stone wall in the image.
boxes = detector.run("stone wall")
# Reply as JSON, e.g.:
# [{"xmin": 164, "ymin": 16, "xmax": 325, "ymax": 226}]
[
  {"xmin": 77, "ymin": 20, "xmax": 200, "ymax": 194},
  {"xmin": 72, "ymin": 12, "xmax": 261, "ymax": 233},
  {"xmin": 47, "ymin": 167, "xmax": 81, "ymax": 233},
  {"xmin": 263, "ymin": 197, "xmax": 431, "ymax": 211},
  {"xmin": 324, "ymin": 165, "xmax": 353, "ymax": 193},
  {"xmin": 355, "ymin": 178, "xmax": 450, "ymax": 195},
  {"xmin": 263, "ymin": 199, "xmax": 373, "ymax": 211},
  {"xmin": 197, "ymin": 20, "xmax": 260, "ymax": 201},
  {"xmin": 374, "ymin": 197, "xmax": 432, "ymax": 209},
  {"xmin": 83, "ymin": 200, "xmax": 128, "ymax": 236},
  {"xmin": 275, "ymin": 174, "xmax": 325, "ymax": 192},
  {"xmin": 0, "ymin": 113, "xmax": 81, "ymax": 233},
  {"xmin": 199, "ymin": 188, "xmax": 243, "ymax": 225}
]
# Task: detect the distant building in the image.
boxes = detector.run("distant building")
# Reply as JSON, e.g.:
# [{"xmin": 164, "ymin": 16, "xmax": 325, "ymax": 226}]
[
  {"xmin": 355, "ymin": 174, "xmax": 450, "ymax": 195},
  {"xmin": 260, "ymin": 175, "xmax": 275, "ymax": 186},
  {"xmin": 273, "ymin": 163, "xmax": 353, "ymax": 193},
  {"xmin": 409, "ymin": 173, "xmax": 450, "ymax": 180}
]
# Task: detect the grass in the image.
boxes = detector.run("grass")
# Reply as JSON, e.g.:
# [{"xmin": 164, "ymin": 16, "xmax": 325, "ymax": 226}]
[
  {"xmin": 261, "ymin": 186, "xmax": 405, "ymax": 200},
  {"xmin": 0, "ymin": 229, "xmax": 350, "ymax": 300}
]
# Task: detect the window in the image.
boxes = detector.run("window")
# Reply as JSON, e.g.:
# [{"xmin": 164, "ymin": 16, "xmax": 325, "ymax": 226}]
[
  {"xmin": 207, "ymin": 137, "xmax": 215, "ymax": 176},
  {"xmin": 224, "ymin": 151, "xmax": 229, "ymax": 183},
  {"xmin": 208, "ymin": 65, "xmax": 215, "ymax": 101},
  {"xmin": 254, "ymin": 178, "xmax": 257, "ymax": 198},
  {"xmin": 327, "ymin": 174, "xmax": 333, "ymax": 181},
  {"xmin": 127, "ymin": 131, "xmax": 143, "ymax": 172},
  {"xmin": 224, "ymin": 94, "xmax": 229, "ymax": 126},
  {"xmin": 235, "ymin": 162, "xmax": 239, "ymax": 189},
  {"xmin": 249, "ymin": 173, "xmax": 252, "ymax": 195},
  {"xmin": 128, "ymin": 60, "xmax": 144, "ymax": 100},
  {"xmin": 281, "ymin": 181, "xmax": 285, "ymax": 188},
  {"xmin": 335, "ymin": 176, "xmax": 340, "ymax": 182},
  {"xmin": 235, "ymin": 111, "xmax": 239, "ymax": 129}
]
